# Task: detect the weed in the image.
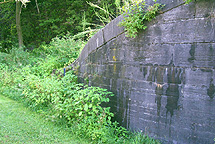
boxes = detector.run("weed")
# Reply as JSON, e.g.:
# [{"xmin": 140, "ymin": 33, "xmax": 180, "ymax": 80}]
[
  {"xmin": 184, "ymin": 0, "xmax": 193, "ymax": 4},
  {"xmin": 118, "ymin": 0, "xmax": 163, "ymax": 38}
]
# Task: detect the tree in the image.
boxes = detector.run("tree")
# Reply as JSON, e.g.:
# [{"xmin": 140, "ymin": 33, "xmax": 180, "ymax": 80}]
[
  {"xmin": 16, "ymin": 0, "xmax": 30, "ymax": 47},
  {"xmin": 0, "ymin": 0, "xmax": 13, "ymax": 4},
  {"xmin": 0, "ymin": 0, "xmax": 29, "ymax": 48},
  {"xmin": 0, "ymin": 0, "xmax": 117, "ymax": 50},
  {"xmin": 16, "ymin": 0, "xmax": 23, "ymax": 47}
]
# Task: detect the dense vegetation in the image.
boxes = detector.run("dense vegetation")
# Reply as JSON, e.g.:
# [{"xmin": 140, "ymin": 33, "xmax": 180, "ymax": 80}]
[
  {"xmin": 0, "ymin": 0, "xmax": 117, "ymax": 51},
  {"xmin": 0, "ymin": 0, "xmax": 163, "ymax": 143},
  {"xmin": 0, "ymin": 0, "xmax": 164, "ymax": 51},
  {"xmin": 118, "ymin": 0, "xmax": 162, "ymax": 38},
  {"xmin": 185, "ymin": 0, "xmax": 193, "ymax": 4},
  {"xmin": 0, "ymin": 36, "xmax": 160, "ymax": 143}
]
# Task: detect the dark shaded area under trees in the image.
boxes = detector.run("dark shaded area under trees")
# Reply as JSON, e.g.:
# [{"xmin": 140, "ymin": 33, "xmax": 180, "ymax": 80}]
[{"xmin": 0, "ymin": 0, "xmax": 117, "ymax": 52}]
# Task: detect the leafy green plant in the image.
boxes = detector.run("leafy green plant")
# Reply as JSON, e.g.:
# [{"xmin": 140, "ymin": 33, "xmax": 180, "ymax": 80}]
[
  {"xmin": 0, "ymin": 36, "xmax": 161, "ymax": 143},
  {"xmin": 17, "ymin": 68, "xmax": 114, "ymax": 142},
  {"xmin": 29, "ymin": 36, "xmax": 85, "ymax": 76},
  {"xmin": 118, "ymin": 0, "xmax": 163, "ymax": 38},
  {"xmin": 87, "ymin": 1, "xmax": 115, "ymax": 25},
  {"xmin": 52, "ymin": 72, "xmax": 115, "ymax": 142},
  {"xmin": 110, "ymin": 121, "xmax": 130, "ymax": 140},
  {"xmin": 184, "ymin": 0, "xmax": 193, "ymax": 4}
]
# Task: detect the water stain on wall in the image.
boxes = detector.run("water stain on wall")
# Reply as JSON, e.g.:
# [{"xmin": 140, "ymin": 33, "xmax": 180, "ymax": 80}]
[
  {"xmin": 155, "ymin": 86, "xmax": 163, "ymax": 116},
  {"xmin": 188, "ymin": 43, "xmax": 196, "ymax": 63},
  {"xmin": 207, "ymin": 79, "xmax": 215, "ymax": 99}
]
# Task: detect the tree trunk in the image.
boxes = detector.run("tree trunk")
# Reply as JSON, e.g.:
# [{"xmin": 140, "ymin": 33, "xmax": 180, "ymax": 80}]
[{"xmin": 16, "ymin": 1, "xmax": 23, "ymax": 48}]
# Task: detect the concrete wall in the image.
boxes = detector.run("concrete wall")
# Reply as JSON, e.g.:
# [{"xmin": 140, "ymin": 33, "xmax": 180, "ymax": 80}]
[{"xmin": 70, "ymin": 0, "xmax": 215, "ymax": 143}]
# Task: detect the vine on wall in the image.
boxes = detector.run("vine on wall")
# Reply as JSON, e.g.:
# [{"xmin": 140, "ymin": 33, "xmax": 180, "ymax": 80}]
[
  {"xmin": 118, "ymin": 0, "xmax": 195, "ymax": 38},
  {"xmin": 118, "ymin": 0, "xmax": 163, "ymax": 38},
  {"xmin": 184, "ymin": 0, "xmax": 193, "ymax": 4}
]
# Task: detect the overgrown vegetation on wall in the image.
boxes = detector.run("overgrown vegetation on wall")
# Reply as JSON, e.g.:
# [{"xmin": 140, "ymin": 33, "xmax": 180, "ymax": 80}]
[
  {"xmin": 118, "ymin": 0, "xmax": 196, "ymax": 38},
  {"xmin": 118, "ymin": 0, "xmax": 163, "ymax": 38},
  {"xmin": 184, "ymin": 0, "xmax": 193, "ymax": 4}
]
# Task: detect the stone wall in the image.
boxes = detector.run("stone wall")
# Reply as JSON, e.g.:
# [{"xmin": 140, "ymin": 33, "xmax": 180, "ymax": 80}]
[{"xmin": 70, "ymin": 0, "xmax": 215, "ymax": 143}]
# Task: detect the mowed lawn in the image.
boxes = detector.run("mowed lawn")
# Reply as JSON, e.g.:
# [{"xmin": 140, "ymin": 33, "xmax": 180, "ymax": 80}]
[{"xmin": 0, "ymin": 95, "xmax": 85, "ymax": 144}]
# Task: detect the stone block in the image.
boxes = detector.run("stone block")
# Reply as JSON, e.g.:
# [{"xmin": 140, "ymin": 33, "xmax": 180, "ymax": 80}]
[
  {"xmin": 195, "ymin": 0, "xmax": 215, "ymax": 18},
  {"xmin": 87, "ymin": 28, "xmax": 104, "ymax": 54},
  {"xmin": 159, "ymin": 2, "xmax": 195, "ymax": 22},
  {"xmin": 103, "ymin": 15, "xmax": 124, "ymax": 43}
]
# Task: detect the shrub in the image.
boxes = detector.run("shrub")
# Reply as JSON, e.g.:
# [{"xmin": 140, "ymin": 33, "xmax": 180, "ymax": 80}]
[
  {"xmin": 0, "ymin": 37, "xmax": 160, "ymax": 143},
  {"xmin": 21, "ymin": 70, "xmax": 114, "ymax": 142},
  {"xmin": 118, "ymin": 0, "xmax": 163, "ymax": 38}
]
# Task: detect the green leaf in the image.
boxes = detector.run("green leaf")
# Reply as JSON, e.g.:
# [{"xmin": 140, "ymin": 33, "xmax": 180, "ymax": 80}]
[
  {"xmin": 89, "ymin": 103, "xmax": 93, "ymax": 108},
  {"xmin": 84, "ymin": 104, "xmax": 88, "ymax": 111},
  {"xmin": 79, "ymin": 111, "xmax": 82, "ymax": 116}
]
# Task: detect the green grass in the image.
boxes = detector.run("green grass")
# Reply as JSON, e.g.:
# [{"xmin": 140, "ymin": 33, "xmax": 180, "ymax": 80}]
[{"xmin": 0, "ymin": 95, "xmax": 86, "ymax": 144}]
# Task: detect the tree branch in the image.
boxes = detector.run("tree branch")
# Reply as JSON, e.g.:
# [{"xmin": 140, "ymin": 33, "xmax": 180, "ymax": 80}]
[
  {"xmin": 35, "ymin": 0, "xmax": 40, "ymax": 13},
  {"xmin": 0, "ymin": 0, "xmax": 13, "ymax": 4}
]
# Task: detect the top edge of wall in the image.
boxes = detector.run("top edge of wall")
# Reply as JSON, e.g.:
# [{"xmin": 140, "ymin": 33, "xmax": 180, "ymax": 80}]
[{"xmin": 71, "ymin": 0, "xmax": 187, "ymax": 67}]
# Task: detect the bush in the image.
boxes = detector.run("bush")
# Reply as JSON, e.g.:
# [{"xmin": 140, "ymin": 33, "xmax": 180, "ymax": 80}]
[
  {"xmin": 0, "ymin": 37, "xmax": 160, "ymax": 143},
  {"xmin": 118, "ymin": 0, "xmax": 163, "ymax": 38}
]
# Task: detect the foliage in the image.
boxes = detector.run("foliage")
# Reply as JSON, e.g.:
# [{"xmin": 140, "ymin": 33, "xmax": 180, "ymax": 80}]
[
  {"xmin": 87, "ymin": 1, "xmax": 115, "ymax": 25},
  {"xmin": 0, "ymin": 0, "xmax": 165, "ymax": 50},
  {"xmin": 119, "ymin": 0, "xmax": 163, "ymax": 38},
  {"xmin": 20, "ymin": 70, "xmax": 115, "ymax": 142},
  {"xmin": 184, "ymin": 0, "xmax": 193, "ymax": 4},
  {"xmin": 0, "ymin": 0, "xmax": 162, "ymax": 142},
  {"xmin": 0, "ymin": 37, "xmax": 113, "ymax": 142},
  {"xmin": 0, "ymin": 47, "xmax": 31, "ymax": 67},
  {"xmin": 0, "ymin": 0, "xmax": 118, "ymax": 51},
  {"xmin": 22, "ymin": 70, "xmax": 121, "ymax": 143},
  {"xmin": 0, "ymin": 2, "xmax": 16, "ymax": 52},
  {"xmin": 31, "ymin": 36, "xmax": 85, "ymax": 76},
  {"xmin": 0, "ymin": 36, "xmax": 160, "ymax": 143}
]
